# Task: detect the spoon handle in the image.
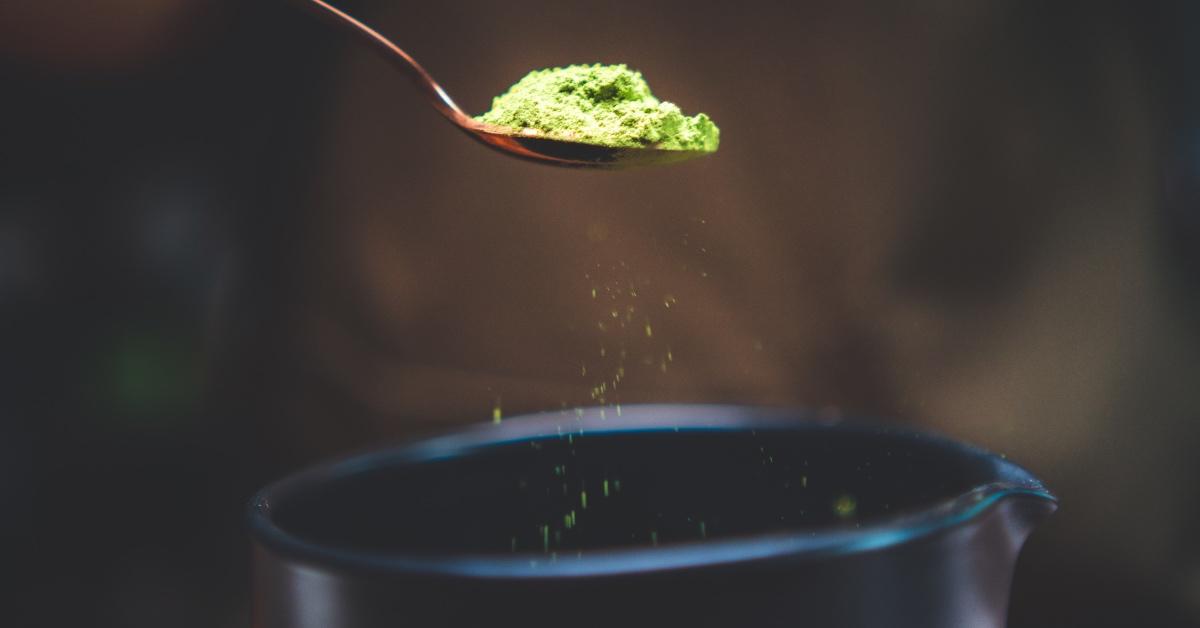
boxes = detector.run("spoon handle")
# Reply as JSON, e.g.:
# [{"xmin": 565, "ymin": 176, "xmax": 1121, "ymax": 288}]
[{"xmin": 301, "ymin": 0, "xmax": 472, "ymax": 127}]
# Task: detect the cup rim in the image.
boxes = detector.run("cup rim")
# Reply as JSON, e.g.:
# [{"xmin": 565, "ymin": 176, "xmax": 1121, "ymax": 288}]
[{"xmin": 248, "ymin": 404, "xmax": 1056, "ymax": 579}]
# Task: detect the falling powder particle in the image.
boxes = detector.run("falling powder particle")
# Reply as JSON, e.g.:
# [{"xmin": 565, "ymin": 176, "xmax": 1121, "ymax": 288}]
[
  {"xmin": 644, "ymin": 321, "xmax": 653, "ymax": 338},
  {"xmin": 492, "ymin": 402, "xmax": 503, "ymax": 424},
  {"xmin": 833, "ymin": 494, "xmax": 858, "ymax": 519},
  {"xmin": 603, "ymin": 480, "xmax": 610, "ymax": 497},
  {"xmin": 581, "ymin": 490, "xmax": 589, "ymax": 510},
  {"xmin": 650, "ymin": 531, "xmax": 659, "ymax": 547},
  {"xmin": 699, "ymin": 521, "xmax": 707, "ymax": 539}
]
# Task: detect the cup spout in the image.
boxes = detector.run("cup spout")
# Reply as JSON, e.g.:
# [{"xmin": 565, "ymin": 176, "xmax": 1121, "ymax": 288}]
[
  {"xmin": 1005, "ymin": 489, "xmax": 1058, "ymax": 532},
  {"xmin": 983, "ymin": 488, "xmax": 1059, "ymax": 565},
  {"xmin": 970, "ymin": 454, "xmax": 1058, "ymax": 577},
  {"xmin": 987, "ymin": 453, "xmax": 1058, "ymax": 540}
]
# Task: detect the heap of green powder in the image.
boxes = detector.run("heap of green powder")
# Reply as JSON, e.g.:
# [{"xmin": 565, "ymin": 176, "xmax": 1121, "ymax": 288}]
[{"xmin": 476, "ymin": 64, "xmax": 719, "ymax": 152}]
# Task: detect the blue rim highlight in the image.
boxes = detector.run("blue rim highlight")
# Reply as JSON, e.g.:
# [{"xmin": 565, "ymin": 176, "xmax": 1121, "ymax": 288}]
[{"xmin": 249, "ymin": 404, "xmax": 1057, "ymax": 580}]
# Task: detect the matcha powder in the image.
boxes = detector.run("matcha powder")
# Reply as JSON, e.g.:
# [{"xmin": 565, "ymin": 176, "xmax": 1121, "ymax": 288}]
[{"xmin": 476, "ymin": 64, "xmax": 719, "ymax": 152}]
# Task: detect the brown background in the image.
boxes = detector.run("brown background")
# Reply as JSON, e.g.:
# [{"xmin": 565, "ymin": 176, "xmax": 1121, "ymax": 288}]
[{"xmin": 19, "ymin": 0, "xmax": 1200, "ymax": 626}]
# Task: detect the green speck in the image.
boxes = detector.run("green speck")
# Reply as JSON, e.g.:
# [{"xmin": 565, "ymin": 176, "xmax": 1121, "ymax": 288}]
[
  {"xmin": 603, "ymin": 479, "xmax": 610, "ymax": 497},
  {"xmin": 476, "ymin": 64, "xmax": 719, "ymax": 152},
  {"xmin": 833, "ymin": 493, "xmax": 858, "ymax": 519},
  {"xmin": 542, "ymin": 525, "xmax": 550, "ymax": 552},
  {"xmin": 650, "ymin": 530, "xmax": 659, "ymax": 546},
  {"xmin": 581, "ymin": 490, "xmax": 588, "ymax": 510},
  {"xmin": 699, "ymin": 521, "xmax": 707, "ymax": 538},
  {"xmin": 492, "ymin": 401, "xmax": 502, "ymax": 423},
  {"xmin": 105, "ymin": 332, "xmax": 200, "ymax": 419}
]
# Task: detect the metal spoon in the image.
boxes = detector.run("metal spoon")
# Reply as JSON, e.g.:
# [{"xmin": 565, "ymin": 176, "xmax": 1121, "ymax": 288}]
[{"xmin": 302, "ymin": 0, "xmax": 713, "ymax": 169}]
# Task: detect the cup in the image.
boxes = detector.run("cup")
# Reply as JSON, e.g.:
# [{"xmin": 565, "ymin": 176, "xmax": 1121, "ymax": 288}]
[{"xmin": 249, "ymin": 404, "xmax": 1055, "ymax": 628}]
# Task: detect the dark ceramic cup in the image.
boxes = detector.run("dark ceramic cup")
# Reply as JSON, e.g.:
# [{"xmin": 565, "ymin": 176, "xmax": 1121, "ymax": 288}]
[{"xmin": 249, "ymin": 405, "xmax": 1055, "ymax": 628}]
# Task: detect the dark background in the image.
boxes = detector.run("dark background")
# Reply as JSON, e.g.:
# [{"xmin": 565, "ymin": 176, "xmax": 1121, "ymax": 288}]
[{"xmin": 16, "ymin": 0, "xmax": 1200, "ymax": 626}]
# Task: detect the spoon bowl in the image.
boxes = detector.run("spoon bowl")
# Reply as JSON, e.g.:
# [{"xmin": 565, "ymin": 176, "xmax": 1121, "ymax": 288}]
[
  {"xmin": 472, "ymin": 124, "xmax": 716, "ymax": 168},
  {"xmin": 304, "ymin": 0, "xmax": 714, "ymax": 169}
]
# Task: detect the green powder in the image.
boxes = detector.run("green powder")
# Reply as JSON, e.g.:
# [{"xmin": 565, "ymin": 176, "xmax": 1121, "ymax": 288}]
[
  {"xmin": 833, "ymin": 493, "xmax": 858, "ymax": 519},
  {"xmin": 476, "ymin": 64, "xmax": 719, "ymax": 152}
]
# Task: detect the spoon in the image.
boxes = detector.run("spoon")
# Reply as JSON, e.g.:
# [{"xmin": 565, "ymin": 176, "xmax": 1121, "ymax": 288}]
[{"xmin": 302, "ymin": 0, "xmax": 712, "ymax": 169}]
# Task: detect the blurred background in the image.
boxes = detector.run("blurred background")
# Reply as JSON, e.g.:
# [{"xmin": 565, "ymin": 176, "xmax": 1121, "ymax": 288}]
[{"xmin": 18, "ymin": 0, "xmax": 1200, "ymax": 626}]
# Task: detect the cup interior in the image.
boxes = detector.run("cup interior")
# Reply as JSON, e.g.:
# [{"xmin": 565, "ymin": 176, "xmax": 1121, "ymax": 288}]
[{"xmin": 267, "ymin": 424, "xmax": 999, "ymax": 555}]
